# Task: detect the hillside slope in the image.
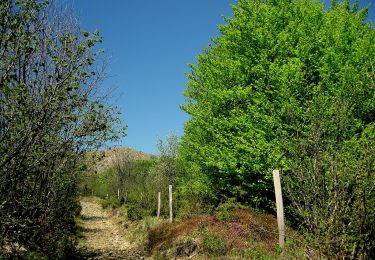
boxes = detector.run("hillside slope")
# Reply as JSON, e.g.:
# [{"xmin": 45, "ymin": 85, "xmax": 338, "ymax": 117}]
[{"xmin": 86, "ymin": 147, "xmax": 154, "ymax": 174}]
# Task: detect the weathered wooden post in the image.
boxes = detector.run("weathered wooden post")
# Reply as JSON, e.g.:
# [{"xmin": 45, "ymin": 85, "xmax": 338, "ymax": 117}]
[
  {"xmin": 157, "ymin": 192, "xmax": 161, "ymax": 219},
  {"xmin": 169, "ymin": 185, "xmax": 173, "ymax": 223},
  {"xmin": 273, "ymin": 169, "xmax": 285, "ymax": 247},
  {"xmin": 117, "ymin": 188, "xmax": 120, "ymax": 200}
]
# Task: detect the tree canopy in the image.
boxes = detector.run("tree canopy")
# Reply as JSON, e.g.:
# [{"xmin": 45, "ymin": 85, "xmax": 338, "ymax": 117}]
[{"xmin": 181, "ymin": 0, "xmax": 374, "ymax": 256}]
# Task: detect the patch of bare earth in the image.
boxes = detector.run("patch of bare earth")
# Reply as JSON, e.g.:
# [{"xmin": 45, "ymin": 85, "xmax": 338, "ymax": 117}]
[{"xmin": 78, "ymin": 199, "xmax": 144, "ymax": 259}]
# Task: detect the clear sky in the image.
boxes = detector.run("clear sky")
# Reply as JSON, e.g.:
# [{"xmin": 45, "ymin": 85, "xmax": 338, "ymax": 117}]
[
  {"xmin": 69, "ymin": 0, "xmax": 237, "ymax": 154},
  {"xmin": 69, "ymin": 0, "xmax": 374, "ymax": 155}
]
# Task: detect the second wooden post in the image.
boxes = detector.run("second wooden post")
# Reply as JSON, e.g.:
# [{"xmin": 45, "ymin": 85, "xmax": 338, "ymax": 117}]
[
  {"xmin": 157, "ymin": 192, "xmax": 161, "ymax": 218},
  {"xmin": 169, "ymin": 185, "xmax": 173, "ymax": 223}
]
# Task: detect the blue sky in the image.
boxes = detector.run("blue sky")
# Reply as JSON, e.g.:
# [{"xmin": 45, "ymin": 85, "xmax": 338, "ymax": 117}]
[
  {"xmin": 70, "ymin": 0, "xmax": 237, "ymax": 154},
  {"xmin": 70, "ymin": 0, "xmax": 374, "ymax": 154}
]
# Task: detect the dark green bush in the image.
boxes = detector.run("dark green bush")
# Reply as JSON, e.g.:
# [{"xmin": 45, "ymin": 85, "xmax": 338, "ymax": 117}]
[
  {"xmin": 126, "ymin": 203, "xmax": 152, "ymax": 221},
  {"xmin": 214, "ymin": 198, "xmax": 248, "ymax": 221},
  {"xmin": 101, "ymin": 197, "xmax": 123, "ymax": 209},
  {"xmin": 201, "ymin": 233, "xmax": 227, "ymax": 256}
]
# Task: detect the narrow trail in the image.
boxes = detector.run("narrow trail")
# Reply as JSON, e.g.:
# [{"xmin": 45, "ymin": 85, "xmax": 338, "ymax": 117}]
[{"xmin": 78, "ymin": 198, "xmax": 144, "ymax": 259}]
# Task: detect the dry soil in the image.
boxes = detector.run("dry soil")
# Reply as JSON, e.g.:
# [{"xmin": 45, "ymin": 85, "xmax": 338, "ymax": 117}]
[{"xmin": 78, "ymin": 198, "xmax": 144, "ymax": 260}]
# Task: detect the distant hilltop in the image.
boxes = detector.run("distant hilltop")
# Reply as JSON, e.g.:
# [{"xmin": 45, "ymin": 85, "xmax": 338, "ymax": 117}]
[{"xmin": 85, "ymin": 147, "xmax": 155, "ymax": 174}]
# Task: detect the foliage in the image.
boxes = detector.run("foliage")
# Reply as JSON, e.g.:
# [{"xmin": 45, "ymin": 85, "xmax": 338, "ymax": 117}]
[
  {"xmin": 83, "ymin": 135, "xmax": 192, "ymax": 220},
  {"xmin": 147, "ymin": 208, "xmax": 281, "ymax": 259},
  {"xmin": 82, "ymin": 157, "xmax": 168, "ymax": 218},
  {"xmin": 92, "ymin": 167, "xmax": 119, "ymax": 198},
  {"xmin": 174, "ymin": 155, "xmax": 217, "ymax": 218},
  {"xmin": 0, "ymin": 0, "xmax": 124, "ymax": 257},
  {"xmin": 214, "ymin": 197, "xmax": 248, "ymax": 221},
  {"xmin": 123, "ymin": 216, "xmax": 165, "ymax": 245},
  {"xmin": 181, "ymin": 0, "xmax": 374, "ymax": 257},
  {"xmin": 126, "ymin": 202, "xmax": 152, "ymax": 221},
  {"xmin": 201, "ymin": 233, "xmax": 227, "ymax": 256},
  {"xmin": 101, "ymin": 196, "xmax": 122, "ymax": 209},
  {"xmin": 157, "ymin": 133, "xmax": 179, "ymax": 185},
  {"xmin": 285, "ymin": 123, "xmax": 375, "ymax": 257}
]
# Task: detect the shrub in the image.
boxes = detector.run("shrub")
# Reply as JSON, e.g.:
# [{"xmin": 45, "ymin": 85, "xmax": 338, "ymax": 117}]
[
  {"xmin": 214, "ymin": 198, "xmax": 247, "ymax": 221},
  {"xmin": 101, "ymin": 197, "xmax": 122, "ymax": 209},
  {"xmin": 126, "ymin": 203, "xmax": 152, "ymax": 221},
  {"xmin": 201, "ymin": 233, "xmax": 227, "ymax": 256}
]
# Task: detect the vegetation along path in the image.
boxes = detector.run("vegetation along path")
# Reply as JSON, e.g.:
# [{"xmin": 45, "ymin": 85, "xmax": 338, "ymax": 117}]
[{"xmin": 78, "ymin": 198, "xmax": 144, "ymax": 259}]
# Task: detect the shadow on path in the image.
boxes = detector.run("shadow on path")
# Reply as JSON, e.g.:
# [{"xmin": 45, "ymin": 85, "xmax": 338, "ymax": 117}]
[
  {"xmin": 81, "ymin": 215, "xmax": 106, "ymax": 221},
  {"xmin": 77, "ymin": 247, "xmax": 145, "ymax": 260}
]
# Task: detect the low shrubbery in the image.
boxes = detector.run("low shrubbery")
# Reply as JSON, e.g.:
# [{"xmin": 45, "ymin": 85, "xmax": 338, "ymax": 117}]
[
  {"xmin": 101, "ymin": 196, "xmax": 123, "ymax": 209},
  {"xmin": 145, "ymin": 205, "xmax": 296, "ymax": 259},
  {"xmin": 201, "ymin": 233, "xmax": 227, "ymax": 256}
]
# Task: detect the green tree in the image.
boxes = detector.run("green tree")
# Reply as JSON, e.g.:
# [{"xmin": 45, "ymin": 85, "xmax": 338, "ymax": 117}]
[
  {"xmin": 0, "ymin": 0, "xmax": 125, "ymax": 257},
  {"xmin": 157, "ymin": 133, "xmax": 179, "ymax": 185},
  {"xmin": 181, "ymin": 0, "xmax": 374, "ymax": 257}
]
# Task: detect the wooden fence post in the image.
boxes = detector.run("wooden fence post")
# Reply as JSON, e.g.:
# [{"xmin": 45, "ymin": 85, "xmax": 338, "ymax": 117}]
[
  {"xmin": 273, "ymin": 169, "xmax": 285, "ymax": 247},
  {"xmin": 169, "ymin": 185, "xmax": 173, "ymax": 223},
  {"xmin": 157, "ymin": 192, "xmax": 161, "ymax": 219}
]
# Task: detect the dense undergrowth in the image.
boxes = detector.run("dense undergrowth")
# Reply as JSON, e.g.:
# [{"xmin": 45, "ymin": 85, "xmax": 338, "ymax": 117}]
[{"xmin": 97, "ymin": 196, "xmax": 308, "ymax": 259}]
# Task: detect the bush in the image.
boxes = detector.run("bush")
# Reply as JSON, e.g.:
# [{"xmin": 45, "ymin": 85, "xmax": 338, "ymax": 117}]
[
  {"xmin": 201, "ymin": 233, "xmax": 227, "ymax": 256},
  {"xmin": 285, "ymin": 123, "xmax": 375, "ymax": 257},
  {"xmin": 101, "ymin": 197, "xmax": 123, "ymax": 209},
  {"xmin": 126, "ymin": 203, "xmax": 152, "ymax": 221},
  {"xmin": 54, "ymin": 233, "xmax": 78, "ymax": 259},
  {"xmin": 214, "ymin": 198, "xmax": 247, "ymax": 221}
]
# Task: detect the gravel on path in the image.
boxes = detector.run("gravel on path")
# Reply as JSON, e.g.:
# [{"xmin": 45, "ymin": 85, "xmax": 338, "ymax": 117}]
[{"xmin": 78, "ymin": 199, "xmax": 145, "ymax": 260}]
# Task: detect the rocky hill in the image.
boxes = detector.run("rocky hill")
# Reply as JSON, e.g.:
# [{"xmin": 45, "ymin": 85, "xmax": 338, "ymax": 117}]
[{"xmin": 86, "ymin": 147, "xmax": 155, "ymax": 174}]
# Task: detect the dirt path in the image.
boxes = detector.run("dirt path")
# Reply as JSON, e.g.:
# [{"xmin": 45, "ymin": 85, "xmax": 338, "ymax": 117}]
[{"xmin": 78, "ymin": 198, "xmax": 144, "ymax": 259}]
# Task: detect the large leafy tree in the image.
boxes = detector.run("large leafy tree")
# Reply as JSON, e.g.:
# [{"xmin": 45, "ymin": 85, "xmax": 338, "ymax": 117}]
[
  {"xmin": 0, "ymin": 0, "xmax": 125, "ymax": 257},
  {"xmin": 181, "ymin": 0, "xmax": 374, "ymax": 256}
]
